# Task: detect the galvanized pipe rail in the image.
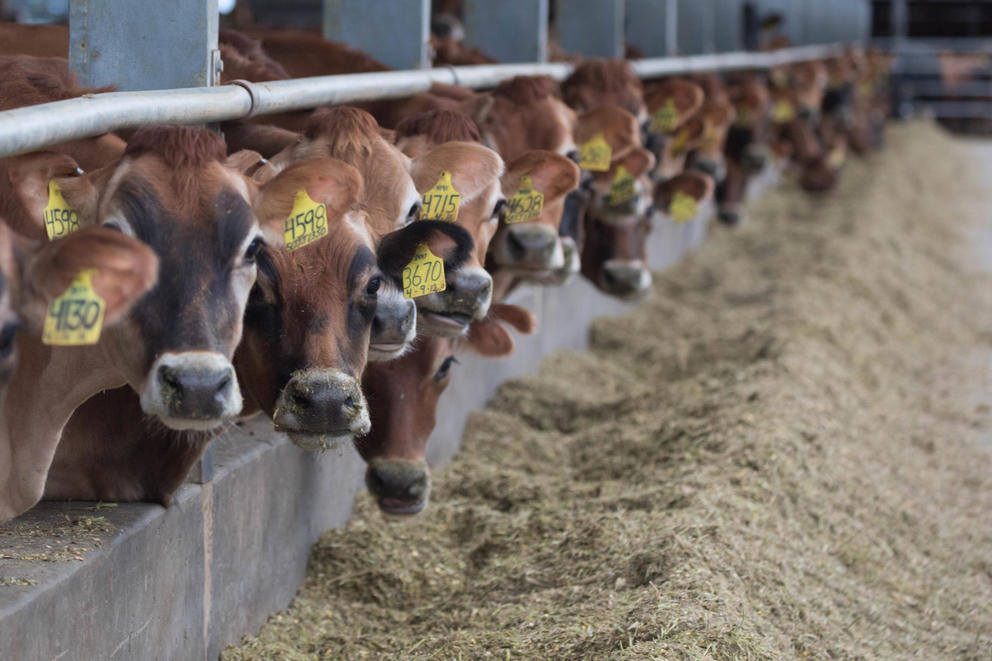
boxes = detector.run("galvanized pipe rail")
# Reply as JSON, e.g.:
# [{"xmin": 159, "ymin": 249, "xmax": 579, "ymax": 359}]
[{"xmin": 0, "ymin": 43, "xmax": 844, "ymax": 160}]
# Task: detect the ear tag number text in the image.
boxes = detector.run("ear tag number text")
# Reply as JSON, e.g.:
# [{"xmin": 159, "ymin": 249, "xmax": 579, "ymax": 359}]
[
  {"xmin": 670, "ymin": 190, "xmax": 698, "ymax": 223},
  {"xmin": 579, "ymin": 133, "xmax": 612, "ymax": 172},
  {"xmin": 402, "ymin": 242, "xmax": 446, "ymax": 299},
  {"xmin": 650, "ymin": 98, "xmax": 681, "ymax": 133},
  {"xmin": 608, "ymin": 166, "xmax": 638, "ymax": 206},
  {"xmin": 43, "ymin": 180, "xmax": 79, "ymax": 241},
  {"xmin": 773, "ymin": 99, "xmax": 796, "ymax": 124},
  {"xmin": 505, "ymin": 175, "xmax": 544, "ymax": 224},
  {"xmin": 43, "ymin": 269, "xmax": 105, "ymax": 346},
  {"xmin": 284, "ymin": 189, "xmax": 328, "ymax": 251},
  {"xmin": 421, "ymin": 171, "xmax": 461, "ymax": 222}
]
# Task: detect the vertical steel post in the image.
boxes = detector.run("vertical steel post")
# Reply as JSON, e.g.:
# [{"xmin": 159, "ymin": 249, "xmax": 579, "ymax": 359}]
[
  {"xmin": 625, "ymin": 0, "xmax": 677, "ymax": 57},
  {"xmin": 69, "ymin": 0, "xmax": 219, "ymax": 91},
  {"xmin": 555, "ymin": 0, "xmax": 625, "ymax": 59},
  {"xmin": 462, "ymin": 0, "xmax": 548, "ymax": 64},
  {"xmin": 891, "ymin": 0, "xmax": 908, "ymax": 44},
  {"xmin": 322, "ymin": 0, "xmax": 430, "ymax": 70},
  {"xmin": 677, "ymin": 0, "xmax": 715, "ymax": 54}
]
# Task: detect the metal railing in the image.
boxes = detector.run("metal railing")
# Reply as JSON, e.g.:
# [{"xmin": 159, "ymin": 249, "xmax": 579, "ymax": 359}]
[{"xmin": 0, "ymin": 43, "xmax": 845, "ymax": 159}]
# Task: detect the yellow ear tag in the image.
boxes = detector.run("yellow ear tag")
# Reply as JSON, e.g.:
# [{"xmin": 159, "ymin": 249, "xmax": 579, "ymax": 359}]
[
  {"xmin": 669, "ymin": 190, "xmax": 698, "ymax": 223},
  {"xmin": 283, "ymin": 189, "xmax": 328, "ymax": 251},
  {"xmin": 505, "ymin": 175, "xmax": 544, "ymax": 224},
  {"xmin": 43, "ymin": 180, "xmax": 80, "ymax": 241},
  {"xmin": 608, "ymin": 166, "xmax": 638, "ymax": 206},
  {"xmin": 402, "ymin": 242, "xmax": 446, "ymax": 299},
  {"xmin": 772, "ymin": 99, "xmax": 796, "ymax": 124},
  {"xmin": 650, "ymin": 98, "xmax": 681, "ymax": 133},
  {"xmin": 421, "ymin": 171, "xmax": 461, "ymax": 222},
  {"xmin": 42, "ymin": 269, "xmax": 105, "ymax": 346},
  {"xmin": 671, "ymin": 127, "xmax": 691, "ymax": 154},
  {"xmin": 579, "ymin": 132, "xmax": 612, "ymax": 172},
  {"xmin": 827, "ymin": 145, "xmax": 846, "ymax": 170}
]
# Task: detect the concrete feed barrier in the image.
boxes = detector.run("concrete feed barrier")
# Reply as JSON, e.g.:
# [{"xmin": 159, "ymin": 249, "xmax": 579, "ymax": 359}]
[{"xmin": 0, "ymin": 204, "xmax": 717, "ymax": 660}]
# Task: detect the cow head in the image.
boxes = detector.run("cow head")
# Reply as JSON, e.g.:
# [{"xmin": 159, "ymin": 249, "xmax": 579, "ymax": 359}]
[
  {"xmin": 688, "ymin": 99, "xmax": 736, "ymax": 185},
  {"xmin": 45, "ymin": 126, "xmax": 284, "ymax": 430},
  {"xmin": 464, "ymin": 75, "xmax": 578, "ymax": 162},
  {"xmin": 561, "ymin": 59, "xmax": 647, "ymax": 121},
  {"xmin": 408, "ymin": 141, "xmax": 504, "ymax": 337},
  {"xmin": 489, "ymin": 150, "xmax": 580, "ymax": 278},
  {"xmin": 653, "ymin": 171, "xmax": 715, "ymax": 224},
  {"xmin": 394, "ymin": 109, "xmax": 482, "ymax": 159},
  {"xmin": 642, "ymin": 78, "xmax": 705, "ymax": 179},
  {"xmin": 358, "ymin": 303, "xmax": 535, "ymax": 515}
]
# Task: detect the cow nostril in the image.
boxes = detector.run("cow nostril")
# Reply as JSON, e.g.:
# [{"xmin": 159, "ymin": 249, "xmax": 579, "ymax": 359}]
[
  {"xmin": 216, "ymin": 372, "xmax": 232, "ymax": 394},
  {"xmin": 159, "ymin": 365, "xmax": 181, "ymax": 390},
  {"xmin": 506, "ymin": 230, "xmax": 527, "ymax": 260},
  {"xmin": 343, "ymin": 395, "xmax": 356, "ymax": 410}
]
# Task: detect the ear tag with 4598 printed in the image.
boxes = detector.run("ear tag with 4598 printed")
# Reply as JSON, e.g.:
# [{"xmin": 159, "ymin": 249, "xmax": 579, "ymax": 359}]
[
  {"xmin": 579, "ymin": 132, "xmax": 612, "ymax": 172},
  {"xmin": 505, "ymin": 175, "xmax": 544, "ymax": 224},
  {"xmin": 284, "ymin": 189, "xmax": 328, "ymax": 251},
  {"xmin": 421, "ymin": 171, "xmax": 461, "ymax": 222},
  {"xmin": 670, "ymin": 190, "xmax": 698, "ymax": 223},
  {"xmin": 402, "ymin": 242, "xmax": 446, "ymax": 300},
  {"xmin": 43, "ymin": 180, "xmax": 79, "ymax": 241},
  {"xmin": 650, "ymin": 98, "xmax": 681, "ymax": 133},
  {"xmin": 43, "ymin": 269, "xmax": 105, "ymax": 346}
]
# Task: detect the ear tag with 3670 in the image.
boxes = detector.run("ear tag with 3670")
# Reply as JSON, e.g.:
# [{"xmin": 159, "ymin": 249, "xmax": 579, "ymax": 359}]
[{"xmin": 402, "ymin": 242, "xmax": 446, "ymax": 299}]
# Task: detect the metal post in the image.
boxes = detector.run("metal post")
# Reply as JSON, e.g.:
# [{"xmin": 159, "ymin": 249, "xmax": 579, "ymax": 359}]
[
  {"xmin": 462, "ymin": 0, "xmax": 548, "ymax": 64},
  {"xmin": 69, "ymin": 0, "xmax": 219, "ymax": 91},
  {"xmin": 626, "ymin": 0, "xmax": 678, "ymax": 58},
  {"xmin": 555, "ymin": 0, "xmax": 625, "ymax": 59},
  {"xmin": 322, "ymin": 0, "xmax": 430, "ymax": 70},
  {"xmin": 891, "ymin": 0, "xmax": 908, "ymax": 44}
]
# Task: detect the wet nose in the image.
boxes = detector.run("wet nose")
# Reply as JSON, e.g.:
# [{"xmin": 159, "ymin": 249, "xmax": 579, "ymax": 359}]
[
  {"xmin": 366, "ymin": 462, "xmax": 430, "ymax": 515},
  {"xmin": 282, "ymin": 372, "xmax": 366, "ymax": 434},
  {"xmin": 718, "ymin": 209, "xmax": 741, "ymax": 226},
  {"xmin": 372, "ymin": 296, "xmax": 415, "ymax": 345},
  {"xmin": 601, "ymin": 261, "xmax": 652, "ymax": 299},
  {"xmin": 505, "ymin": 225, "xmax": 558, "ymax": 267},
  {"xmin": 693, "ymin": 158, "xmax": 725, "ymax": 183},
  {"xmin": 158, "ymin": 363, "xmax": 235, "ymax": 419},
  {"xmin": 448, "ymin": 269, "xmax": 492, "ymax": 305}
]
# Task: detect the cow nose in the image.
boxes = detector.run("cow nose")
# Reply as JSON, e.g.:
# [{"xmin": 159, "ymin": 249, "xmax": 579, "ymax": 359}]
[
  {"xmin": 280, "ymin": 370, "xmax": 368, "ymax": 439},
  {"xmin": 505, "ymin": 224, "xmax": 557, "ymax": 267},
  {"xmin": 601, "ymin": 260, "xmax": 652, "ymax": 299},
  {"xmin": 366, "ymin": 461, "xmax": 430, "ymax": 515},
  {"xmin": 372, "ymin": 297, "xmax": 416, "ymax": 344},
  {"xmin": 158, "ymin": 363, "xmax": 235, "ymax": 418},
  {"xmin": 448, "ymin": 269, "xmax": 492, "ymax": 304},
  {"xmin": 693, "ymin": 158, "xmax": 725, "ymax": 183},
  {"xmin": 718, "ymin": 209, "xmax": 742, "ymax": 226}
]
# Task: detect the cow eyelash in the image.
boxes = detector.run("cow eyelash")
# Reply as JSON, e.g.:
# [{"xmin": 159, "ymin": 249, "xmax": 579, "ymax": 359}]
[
  {"xmin": 244, "ymin": 237, "xmax": 265, "ymax": 263},
  {"xmin": 492, "ymin": 199, "xmax": 507, "ymax": 221},
  {"xmin": 366, "ymin": 276, "xmax": 382, "ymax": 297},
  {"xmin": 406, "ymin": 202, "xmax": 421, "ymax": 223},
  {"xmin": 434, "ymin": 355, "xmax": 458, "ymax": 381}
]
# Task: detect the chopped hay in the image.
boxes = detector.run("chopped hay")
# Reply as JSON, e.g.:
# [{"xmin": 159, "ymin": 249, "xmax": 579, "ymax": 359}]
[{"xmin": 224, "ymin": 122, "xmax": 992, "ymax": 660}]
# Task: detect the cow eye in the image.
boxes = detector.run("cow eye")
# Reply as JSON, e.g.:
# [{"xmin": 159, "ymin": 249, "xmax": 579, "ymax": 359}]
[
  {"xmin": 434, "ymin": 355, "xmax": 458, "ymax": 381},
  {"xmin": 491, "ymin": 199, "xmax": 507, "ymax": 221},
  {"xmin": 406, "ymin": 202, "xmax": 421, "ymax": 224},
  {"xmin": 244, "ymin": 237, "xmax": 264, "ymax": 263},
  {"xmin": 366, "ymin": 276, "xmax": 382, "ymax": 297}
]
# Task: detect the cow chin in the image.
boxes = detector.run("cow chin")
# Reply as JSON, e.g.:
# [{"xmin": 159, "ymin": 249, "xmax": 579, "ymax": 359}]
[{"xmin": 140, "ymin": 351, "xmax": 242, "ymax": 430}]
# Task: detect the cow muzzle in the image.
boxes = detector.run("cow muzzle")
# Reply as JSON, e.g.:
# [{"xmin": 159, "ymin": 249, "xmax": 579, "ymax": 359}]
[
  {"xmin": 493, "ymin": 223, "xmax": 565, "ymax": 272},
  {"xmin": 522, "ymin": 235, "xmax": 579, "ymax": 287},
  {"xmin": 415, "ymin": 266, "xmax": 492, "ymax": 337},
  {"xmin": 274, "ymin": 368, "xmax": 370, "ymax": 451},
  {"xmin": 692, "ymin": 156, "xmax": 727, "ymax": 184},
  {"xmin": 600, "ymin": 259, "xmax": 652, "ymax": 300},
  {"xmin": 365, "ymin": 458, "xmax": 430, "ymax": 516},
  {"xmin": 368, "ymin": 286, "xmax": 417, "ymax": 362},
  {"xmin": 141, "ymin": 351, "xmax": 241, "ymax": 430}
]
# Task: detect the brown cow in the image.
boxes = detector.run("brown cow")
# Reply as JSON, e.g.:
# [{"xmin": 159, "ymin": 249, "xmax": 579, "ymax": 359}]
[
  {"xmin": 0, "ymin": 126, "xmax": 291, "ymax": 521},
  {"xmin": 718, "ymin": 74, "xmax": 771, "ymax": 225},
  {"xmin": 561, "ymin": 59, "xmax": 647, "ymax": 121},
  {"xmin": 642, "ymin": 78, "xmax": 706, "ymax": 180},
  {"xmin": 358, "ymin": 303, "xmax": 535, "ymax": 514}
]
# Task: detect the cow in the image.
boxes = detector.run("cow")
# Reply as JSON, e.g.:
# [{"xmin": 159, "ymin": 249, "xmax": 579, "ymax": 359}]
[
  {"xmin": 642, "ymin": 78, "xmax": 706, "ymax": 180},
  {"xmin": 358, "ymin": 303, "xmax": 535, "ymax": 515},
  {"xmin": 43, "ymin": 157, "xmax": 476, "ymax": 502},
  {"xmin": 718, "ymin": 73, "xmax": 772, "ymax": 225},
  {"xmin": 561, "ymin": 59, "xmax": 647, "ymax": 121},
  {"xmin": 0, "ymin": 125, "xmax": 291, "ymax": 521}
]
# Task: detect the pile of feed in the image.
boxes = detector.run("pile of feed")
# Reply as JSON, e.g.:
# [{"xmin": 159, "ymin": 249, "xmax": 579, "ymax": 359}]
[{"xmin": 225, "ymin": 122, "xmax": 992, "ymax": 660}]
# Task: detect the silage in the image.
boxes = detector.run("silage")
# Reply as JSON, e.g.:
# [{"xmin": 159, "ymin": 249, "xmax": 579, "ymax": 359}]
[{"xmin": 224, "ymin": 122, "xmax": 992, "ymax": 660}]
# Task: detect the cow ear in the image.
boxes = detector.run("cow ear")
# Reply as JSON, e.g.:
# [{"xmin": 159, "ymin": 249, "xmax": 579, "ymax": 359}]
[
  {"xmin": 377, "ymin": 220, "xmax": 475, "ymax": 284},
  {"xmin": 225, "ymin": 149, "xmax": 266, "ymax": 174},
  {"xmin": 18, "ymin": 226, "xmax": 158, "ymax": 332},
  {"xmin": 617, "ymin": 147, "xmax": 656, "ymax": 179},
  {"xmin": 254, "ymin": 157, "xmax": 364, "ymax": 247},
  {"xmin": 508, "ymin": 151, "xmax": 581, "ymax": 200},
  {"xmin": 464, "ymin": 304, "xmax": 536, "ymax": 358},
  {"xmin": 5, "ymin": 152, "xmax": 90, "ymax": 240}
]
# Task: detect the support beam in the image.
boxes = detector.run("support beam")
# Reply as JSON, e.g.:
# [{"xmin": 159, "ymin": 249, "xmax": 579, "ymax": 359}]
[
  {"xmin": 322, "ymin": 0, "xmax": 430, "ymax": 70},
  {"xmin": 555, "ymin": 0, "xmax": 624, "ymax": 59},
  {"xmin": 462, "ymin": 0, "xmax": 548, "ymax": 64},
  {"xmin": 69, "ymin": 0, "xmax": 219, "ymax": 91},
  {"xmin": 626, "ymin": 0, "xmax": 677, "ymax": 57}
]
